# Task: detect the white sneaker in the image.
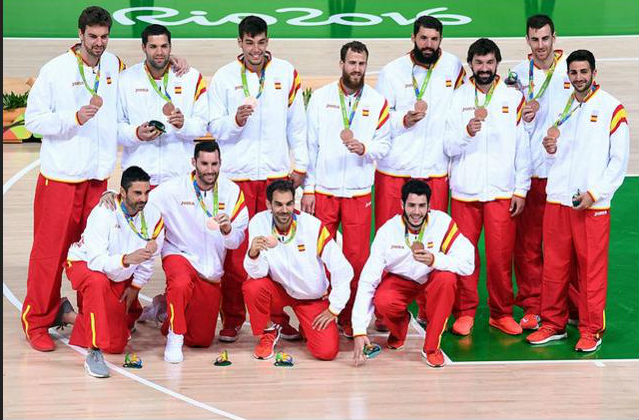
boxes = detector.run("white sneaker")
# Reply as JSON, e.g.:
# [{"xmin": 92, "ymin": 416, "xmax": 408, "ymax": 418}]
[{"xmin": 164, "ymin": 329, "xmax": 184, "ymax": 363}]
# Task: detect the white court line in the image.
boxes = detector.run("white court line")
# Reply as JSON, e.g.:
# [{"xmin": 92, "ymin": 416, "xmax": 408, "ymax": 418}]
[
  {"xmin": 2, "ymin": 159, "xmax": 246, "ymax": 420},
  {"xmin": 452, "ymin": 358, "xmax": 637, "ymax": 366}
]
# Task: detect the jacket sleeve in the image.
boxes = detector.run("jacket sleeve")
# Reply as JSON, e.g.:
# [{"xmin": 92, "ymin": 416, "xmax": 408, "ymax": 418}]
[
  {"xmin": 351, "ymin": 228, "xmax": 388, "ymax": 336},
  {"xmin": 207, "ymin": 72, "xmax": 244, "ymax": 143},
  {"xmin": 319, "ymin": 232, "xmax": 354, "ymax": 315},
  {"xmin": 431, "ymin": 226, "xmax": 475, "ymax": 276},
  {"xmin": 286, "ymin": 69, "xmax": 308, "ymax": 174},
  {"xmin": 83, "ymin": 208, "xmax": 129, "ymax": 279},
  {"xmin": 174, "ymin": 72, "xmax": 209, "ymax": 141},
  {"xmin": 361, "ymin": 99, "xmax": 391, "ymax": 162},
  {"xmin": 117, "ymin": 75, "xmax": 143, "ymax": 147},
  {"xmin": 376, "ymin": 66, "xmax": 409, "ymax": 137},
  {"xmin": 302, "ymin": 94, "xmax": 320, "ymax": 194},
  {"xmin": 443, "ymin": 93, "xmax": 475, "ymax": 158},
  {"xmin": 132, "ymin": 215, "xmax": 166, "ymax": 288},
  {"xmin": 25, "ymin": 66, "xmax": 79, "ymax": 138},
  {"xmin": 221, "ymin": 190, "xmax": 248, "ymax": 250},
  {"xmin": 588, "ymin": 105, "xmax": 629, "ymax": 203},
  {"xmin": 514, "ymin": 96, "xmax": 532, "ymax": 197}
]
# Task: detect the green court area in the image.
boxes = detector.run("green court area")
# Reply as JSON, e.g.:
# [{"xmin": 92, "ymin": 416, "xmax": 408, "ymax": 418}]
[
  {"xmin": 406, "ymin": 177, "xmax": 639, "ymax": 362},
  {"xmin": 3, "ymin": 0, "xmax": 638, "ymax": 39}
]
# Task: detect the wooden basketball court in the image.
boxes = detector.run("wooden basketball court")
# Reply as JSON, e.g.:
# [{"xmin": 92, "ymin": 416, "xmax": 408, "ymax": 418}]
[{"xmin": 3, "ymin": 32, "xmax": 639, "ymax": 419}]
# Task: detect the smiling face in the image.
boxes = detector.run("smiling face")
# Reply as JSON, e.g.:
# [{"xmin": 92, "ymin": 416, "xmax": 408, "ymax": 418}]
[
  {"xmin": 568, "ymin": 60, "xmax": 596, "ymax": 94},
  {"xmin": 192, "ymin": 150, "xmax": 221, "ymax": 190},
  {"xmin": 402, "ymin": 193, "xmax": 429, "ymax": 230},
  {"xmin": 526, "ymin": 24, "xmax": 555, "ymax": 63},
  {"xmin": 267, "ymin": 190, "xmax": 295, "ymax": 229},
  {"xmin": 78, "ymin": 24, "xmax": 109, "ymax": 60},
  {"xmin": 470, "ymin": 52, "xmax": 498, "ymax": 86},
  {"xmin": 238, "ymin": 32, "xmax": 268, "ymax": 68},
  {"xmin": 143, "ymin": 34, "xmax": 171, "ymax": 71}
]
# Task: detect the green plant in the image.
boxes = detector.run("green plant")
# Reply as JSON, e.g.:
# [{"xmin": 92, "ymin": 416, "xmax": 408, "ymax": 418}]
[
  {"xmin": 3, "ymin": 91, "xmax": 29, "ymax": 110},
  {"xmin": 302, "ymin": 87, "xmax": 313, "ymax": 109}
]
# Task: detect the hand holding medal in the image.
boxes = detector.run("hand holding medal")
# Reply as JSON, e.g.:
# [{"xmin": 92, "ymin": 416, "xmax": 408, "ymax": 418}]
[
  {"xmin": 74, "ymin": 48, "xmax": 102, "ymax": 124},
  {"xmin": 237, "ymin": 60, "xmax": 265, "ymax": 126},
  {"xmin": 404, "ymin": 63, "xmax": 432, "ymax": 127}
]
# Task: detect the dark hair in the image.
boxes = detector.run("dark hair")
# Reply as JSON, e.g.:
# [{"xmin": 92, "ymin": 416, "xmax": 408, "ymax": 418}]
[
  {"xmin": 78, "ymin": 6, "xmax": 112, "ymax": 33},
  {"xmin": 340, "ymin": 41, "xmax": 369, "ymax": 62},
  {"xmin": 526, "ymin": 14, "xmax": 555, "ymax": 36},
  {"xmin": 401, "ymin": 179, "xmax": 431, "ymax": 204},
  {"xmin": 467, "ymin": 38, "xmax": 502, "ymax": 63},
  {"xmin": 238, "ymin": 15, "xmax": 268, "ymax": 39},
  {"xmin": 142, "ymin": 24, "xmax": 171, "ymax": 46},
  {"xmin": 194, "ymin": 141, "xmax": 221, "ymax": 159},
  {"xmin": 413, "ymin": 15, "xmax": 443, "ymax": 36},
  {"xmin": 121, "ymin": 166, "xmax": 150, "ymax": 191},
  {"xmin": 266, "ymin": 180, "xmax": 295, "ymax": 202},
  {"xmin": 567, "ymin": 49, "xmax": 596, "ymax": 71}
]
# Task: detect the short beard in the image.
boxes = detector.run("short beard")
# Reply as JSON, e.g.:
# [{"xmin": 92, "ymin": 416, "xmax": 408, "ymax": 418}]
[
  {"xmin": 473, "ymin": 71, "xmax": 497, "ymax": 85},
  {"xmin": 412, "ymin": 44, "xmax": 440, "ymax": 65},
  {"xmin": 196, "ymin": 170, "xmax": 217, "ymax": 190},
  {"xmin": 403, "ymin": 211, "xmax": 426, "ymax": 231},
  {"xmin": 341, "ymin": 72, "xmax": 365, "ymax": 91},
  {"xmin": 148, "ymin": 57, "xmax": 170, "ymax": 71},
  {"xmin": 575, "ymin": 77, "xmax": 595, "ymax": 94}
]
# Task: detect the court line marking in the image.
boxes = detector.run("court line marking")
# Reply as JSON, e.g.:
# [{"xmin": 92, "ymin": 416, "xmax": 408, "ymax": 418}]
[
  {"xmin": 2, "ymin": 159, "xmax": 247, "ymax": 420},
  {"xmin": 409, "ymin": 313, "xmax": 454, "ymax": 365}
]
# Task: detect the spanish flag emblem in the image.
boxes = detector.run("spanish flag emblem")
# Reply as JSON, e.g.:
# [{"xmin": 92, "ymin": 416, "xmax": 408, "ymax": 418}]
[
  {"xmin": 502, "ymin": 106, "xmax": 509, "ymax": 113},
  {"xmin": 174, "ymin": 86, "xmax": 183, "ymax": 95},
  {"xmin": 106, "ymin": 76, "xmax": 112, "ymax": 85},
  {"xmin": 564, "ymin": 82, "xmax": 571, "ymax": 89},
  {"xmin": 297, "ymin": 244, "xmax": 306, "ymax": 252},
  {"xmin": 218, "ymin": 202, "xmax": 226, "ymax": 211},
  {"xmin": 590, "ymin": 114, "xmax": 598, "ymax": 122},
  {"xmin": 274, "ymin": 82, "xmax": 282, "ymax": 90},
  {"xmin": 445, "ymin": 79, "xmax": 452, "ymax": 87},
  {"xmin": 194, "ymin": 74, "xmax": 207, "ymax": 101},
  {"xmin": 362, "ymin": 109, "xmax": 370, "ymax": 117}
]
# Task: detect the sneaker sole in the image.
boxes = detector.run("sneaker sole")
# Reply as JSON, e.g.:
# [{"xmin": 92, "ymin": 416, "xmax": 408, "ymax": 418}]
[
  {"xmin": 84, "ymin": 361, "xmax": 110, "ymax": 378},
  {"xmin": 218, "ymin": 335, "xmax": 239, "ymax": 343},
  {"xmin": 164, "ymin": 356, "xmax": 183, "ymax": 363},
  {"xmin": 280, "ymin": 333, "xmax": 301, "ymax": 341},
  {"xmin": 253, "ymin": 330, "xmax": 281, "ymax": 360},
  {"xmin": 576, "ymin": 339, "xmax": 602, "ymax": 352},
  {"xmin": 528, "ymin": 332, "xmax": 567, "ymax": 345}
]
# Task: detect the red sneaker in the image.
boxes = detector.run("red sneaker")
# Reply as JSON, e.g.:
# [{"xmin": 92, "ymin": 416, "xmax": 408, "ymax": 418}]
[
  {"xmin": 421, "ymin": 348, "xmax": 445, "ymax": 367},
  {"xmin": 28, "ymin": 331, "xmax": 55, "ymax": 352},
  {"xmin": 387, "ymin": 333, "xmax": 405, "ymax": 350},
  {"xmin": 451, "ymin": 316, "xmax": 474, "ymax": 336},
  {"xmin": 575, "ymin": 333, "xmax": 602, "ymax": 352},
  {"xmin": 218, "ymin": 326, "xmax": 241, "ymax": 343},
  {"xmin": 280, "ymin": 323, "xmax": 301, "ymax": 341},
  {"xmin": 526, "ymin": 325, "xmax": 567, "ymax": 344},
  {"xmin": 519, "ymin": 313, "xmax": 541, "ymax": 330},
  {"xmin": 489, "ymin": 316, "xmax": 523, "ymax": 335},
  {"xmin": 253, "ymin": 325, "xmax": 281, "ymax": 360}
]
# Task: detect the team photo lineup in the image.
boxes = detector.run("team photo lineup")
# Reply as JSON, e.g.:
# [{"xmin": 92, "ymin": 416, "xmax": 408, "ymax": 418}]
[{"xmin": 18, "ymin": 4, "xmax": 630, "ymax": 380}]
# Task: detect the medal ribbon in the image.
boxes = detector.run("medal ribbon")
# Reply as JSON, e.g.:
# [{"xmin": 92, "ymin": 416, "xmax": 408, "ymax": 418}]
[
  {"xmin": 272, "ymin": 213, "xmax": 297, "ymax": 244},
  {"xmin": 192, "ymin": 172, "xmax": 219, "ymax": 218},
  {"xmin": 473, "ymin": 78, "xmax": 497, "ymax": 109},
  {"xmin": 552, "ymin": 84, "xmax": 597, "ymax": 128},
  {"xmin": 144, "ymin": 64, "xmax": 172, "ymax": 103},
  {"xmin": 403, "ymin": 215, "xmax": 427, "ymax": 248},
  {"xmin": 528, "ymin": 52, "xmax": 558, "ymax": 101},
  {"xmin": 74, "ymin": 49, "xmax": 100, "ymax": 96},
  {"xmin": 411, "ymin": 65, "xmax": 435, "ymax": 101},
  {"xmin": 338, "ymin": 83, "xmax": 363, "ymax": 130},
  {"xmin": 119, "ymin": 198, "xmax": 149, "ymax": 241},
  {"xmin": 241, "ymin": 59, "xmax": 266, "ymax": 100}
]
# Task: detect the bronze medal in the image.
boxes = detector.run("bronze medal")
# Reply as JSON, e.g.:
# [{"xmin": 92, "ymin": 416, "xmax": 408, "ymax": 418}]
[
  {"xmin": 528, "ymin": 99, "xmax": 540, "ymax": 113},
  {"xmin": 206, "ymin": 217, "xmax": 219, "ymax": 231},
  {"xmin": 244, "ymin": 96, "xmax": 258, "ymax": 109},
  {"xmin": 411, "ymin": 241, "xmax": 425, "ymax": 252},
  {"xmin": 474, "ymin": 107, "xmax": 488, "ymax": 120},
  {"xmin": 547, "ymin": 126, "xmax": 560, "ymax": 139},
  {"xmin": 265, "ymin": 236, "xmax": 278, "ymax": 248},
  {"xmin": 89, "ymin": 95, "xmax": 103, "ymax": 108},
  {"xmin": 162, "ymin": 102, "xmax": 175, "ymax": 116},
  {"xmin": 145, "ymin": 239, "xmax": 157, "ymax": 254},
  {"xmin": 414, "ymin": 100, "xmax": 428, "ymax": 113},
  {"xmin": 340, "ymin": 128, "xmax": 354, "ymax": 142}
]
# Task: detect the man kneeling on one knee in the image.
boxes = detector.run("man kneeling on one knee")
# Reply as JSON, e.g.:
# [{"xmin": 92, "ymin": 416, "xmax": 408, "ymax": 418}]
[
  {"xmin": 66, "ymin": 166, "xmax": 164, "ymax": 378},
  {"xmin": 243, "ymin": 180, "xmax": 354, "ymax": 361},
  {"xmin": 352, "ymin": 180, "xmax": 474, "ymax": 367}
]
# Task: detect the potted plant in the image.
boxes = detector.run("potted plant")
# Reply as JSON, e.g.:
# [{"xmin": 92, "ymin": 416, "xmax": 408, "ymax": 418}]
[{"xmin": 3, "ymin": 91, "xmax": 29, "ymax": 127}]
